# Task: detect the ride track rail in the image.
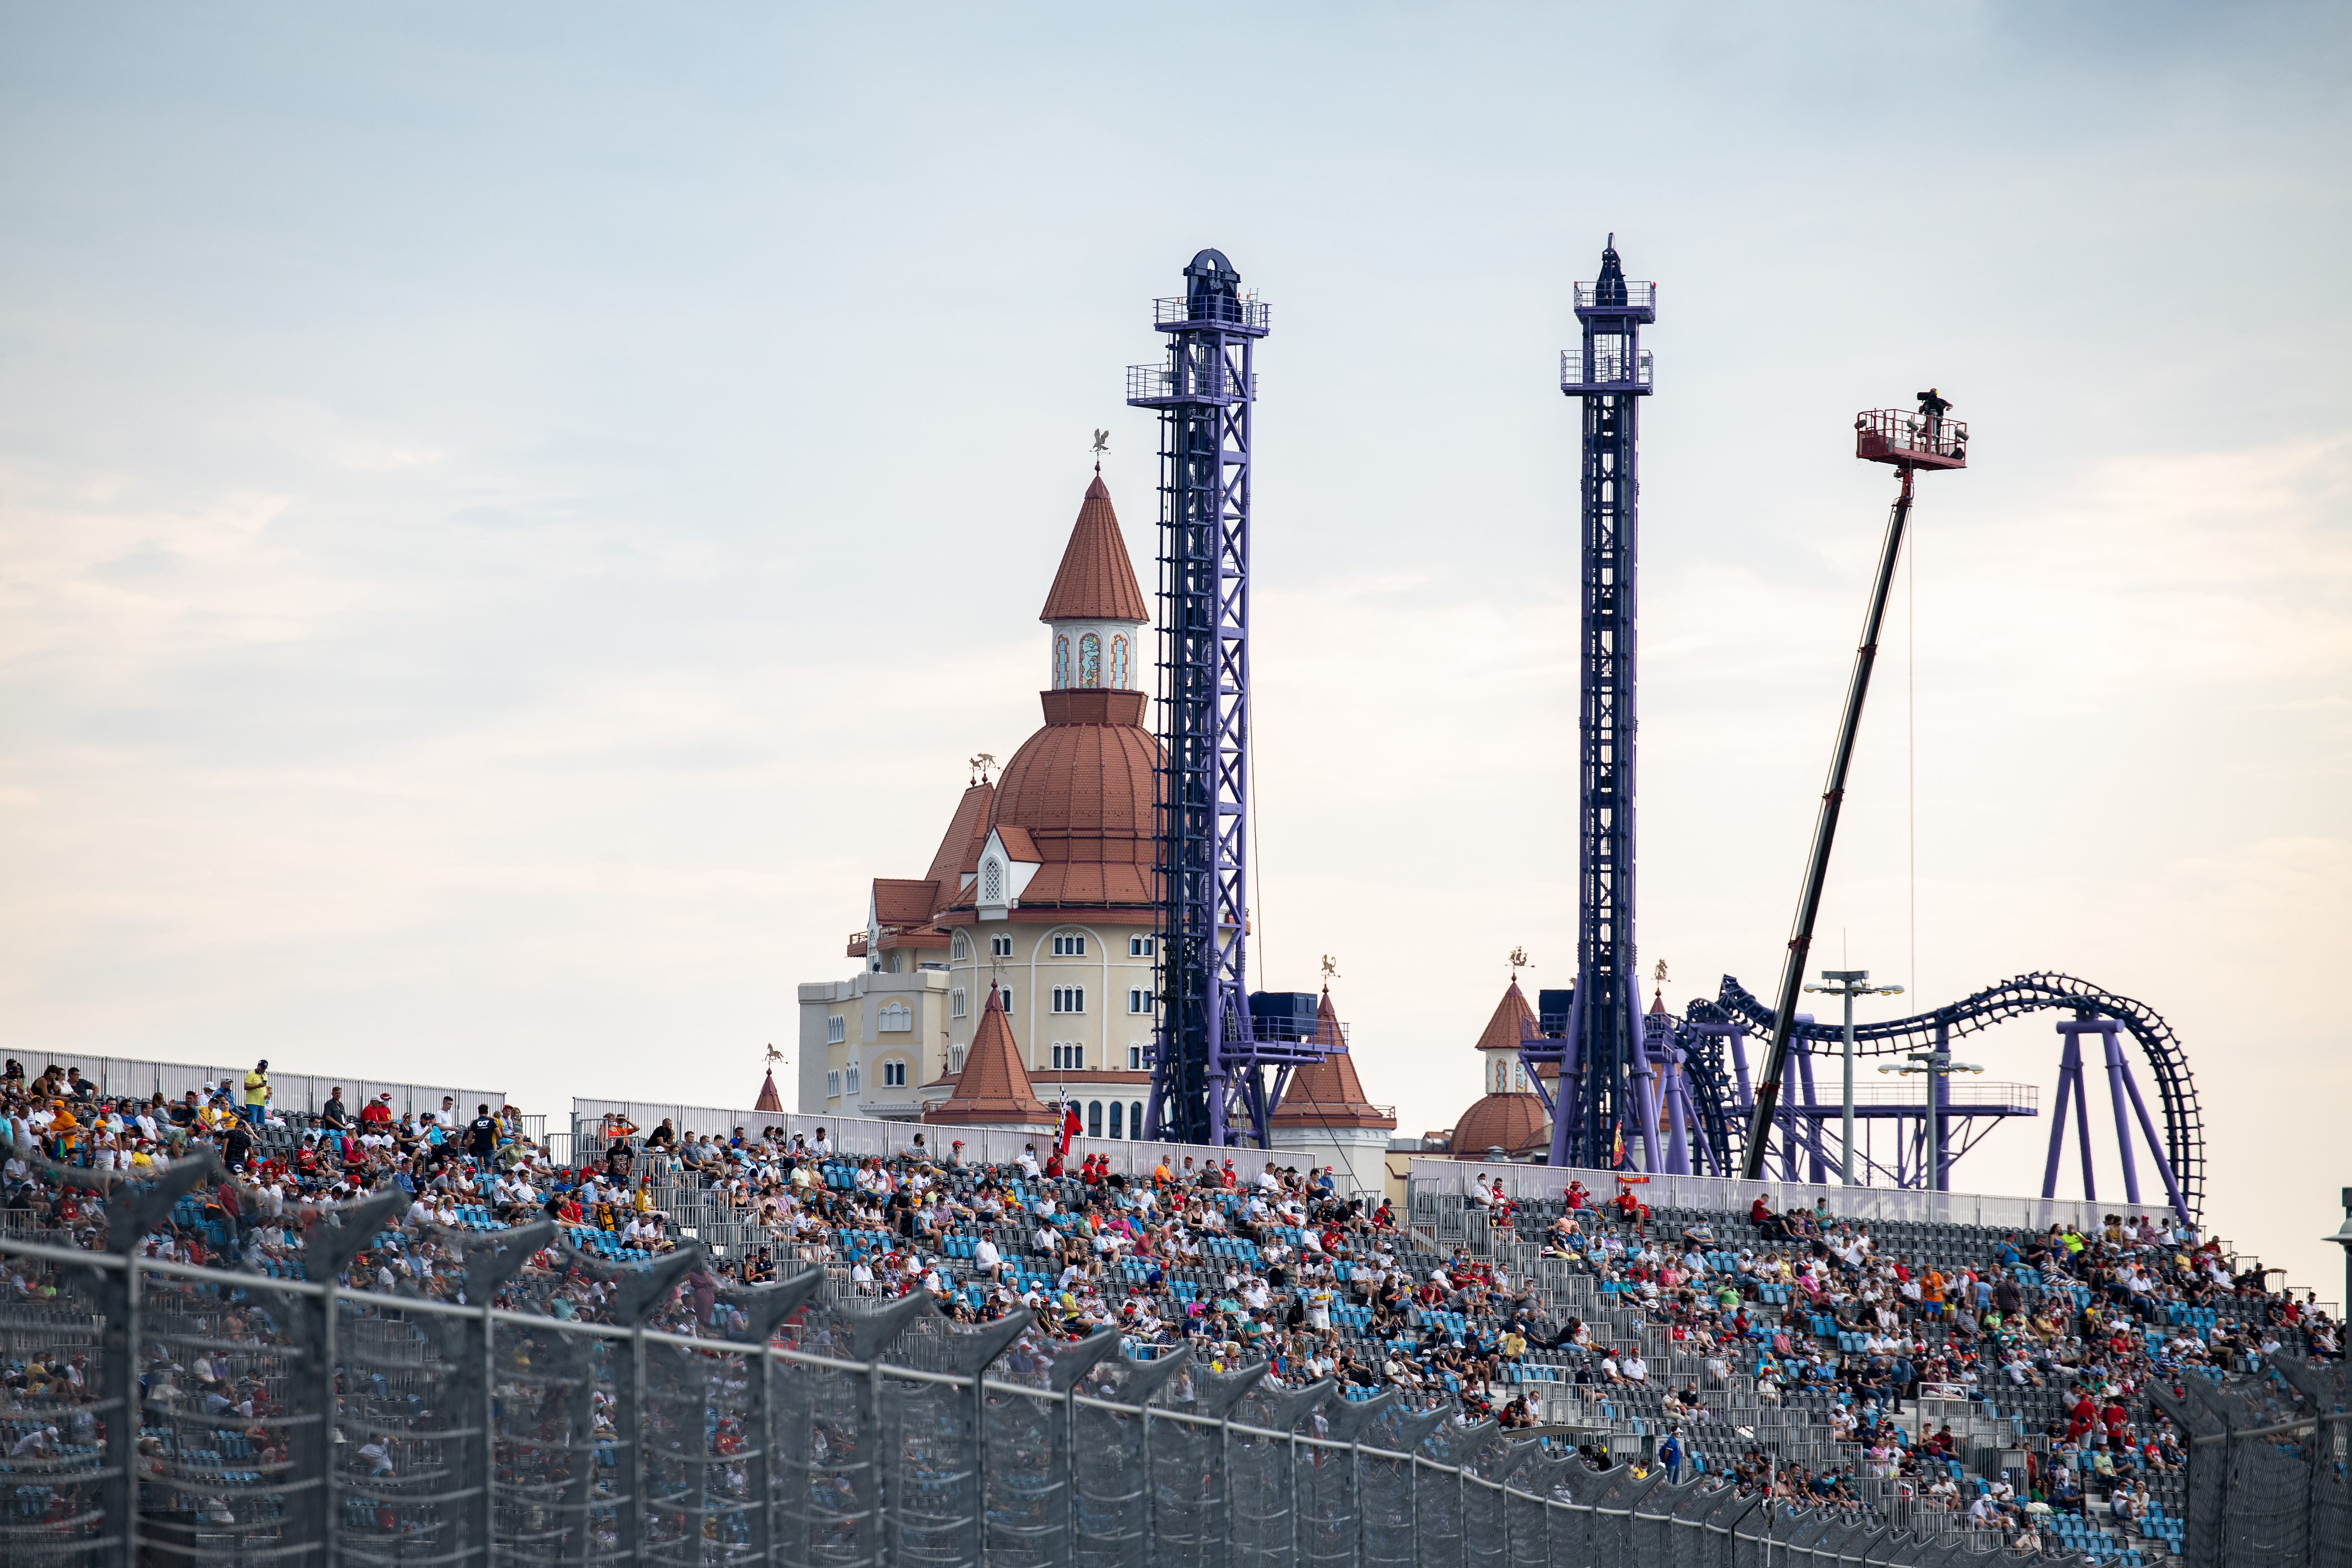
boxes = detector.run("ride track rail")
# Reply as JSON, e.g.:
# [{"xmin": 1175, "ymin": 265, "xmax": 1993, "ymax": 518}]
[{"xmin": 1685, "ymin": 971, "xmax": 2205, "ymax": 1221}]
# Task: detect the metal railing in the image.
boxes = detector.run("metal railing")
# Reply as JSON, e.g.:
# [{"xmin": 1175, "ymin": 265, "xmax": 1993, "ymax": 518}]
[
  {"xmin": 1573, "ymin": 280, "xmax": 1658, "ymax": 313},
  {"xmin": 1560, "ymin": 347, "xmax": 1655, "ymax": 392},
  {"xmin": 1124, "ymin": 364, "xmax": 1259, "ymax": 405},
  {"xmin": 0, "ymin": 1226, "xmax": 2081, "ymax": 1568},
  {"xmin": 1151, "ymin": 295, "xmax": 1271, "ymax": 332},
  {"xmin": 1854, "ymin": 408, "xmax": 1968, "ymax": 467}
]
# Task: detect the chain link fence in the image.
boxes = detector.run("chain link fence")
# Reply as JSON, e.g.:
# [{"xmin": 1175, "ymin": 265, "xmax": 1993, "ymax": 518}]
[
  {"xmin": 2151, "ymin": 1355, "xmax": 2350, "ymax": 1568},
  {"xmin": 0, "ymin": 1227, "xmax": 2092, "ymax": 1568}
]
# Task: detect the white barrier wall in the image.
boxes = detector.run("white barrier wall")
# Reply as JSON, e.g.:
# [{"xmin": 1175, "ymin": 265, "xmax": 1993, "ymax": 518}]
[
  {"xmin": 571, "ymin": 1098, "xmax": 1384, "ymax": 1198},
  {"xmin": 1408, "ymin": 1157, "xmax": 2147, "ymax": 1237},
  {"xmin": 2, "ymin": 1048, "xmax": 503, "ymax": 1126}
]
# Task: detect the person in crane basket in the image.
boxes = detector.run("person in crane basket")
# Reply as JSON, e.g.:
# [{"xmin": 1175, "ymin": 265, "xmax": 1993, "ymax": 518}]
[{"xmin": 1916, "ymin": 387, "xmax": 1955, "ymax": 456}]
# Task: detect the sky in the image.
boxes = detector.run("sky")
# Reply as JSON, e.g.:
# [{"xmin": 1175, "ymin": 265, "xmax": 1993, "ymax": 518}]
[{"xmin": 1, "ymin": 3, "xmax": 2347, "ymax": 1290}]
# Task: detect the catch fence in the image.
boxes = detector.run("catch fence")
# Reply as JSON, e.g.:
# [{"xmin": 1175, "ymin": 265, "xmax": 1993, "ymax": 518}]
[
  {"xmin": 0, "ymin": 1229, "xmax": 2072, "ymax": 1568},
  {"xmin": 2152, "ymin": 1358, "xmax": 2351, "ymax": 1568}
]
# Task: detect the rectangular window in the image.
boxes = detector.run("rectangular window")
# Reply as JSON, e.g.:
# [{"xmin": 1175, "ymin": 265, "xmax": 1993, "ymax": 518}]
[
  {"xmin": 990, "ymin": 935, "xmax": 1013, "ymax": 958},
  {"xmin": 826, "ymin": 1015, "xmax": 846, "ymax": 1044},
  {"xmin": 882, "ymin": 1060, "xmax": 906, "ymax": 1088},
  {"xmin": 1128, "ymin": 988, "xmax": 1152, "ymax": 1014},
  {"xmin": 950, "ymin": 988, "xmax": 967, "ymax": 1019},
  {"xmin": 1129, "ymin": 936, "xmax": 1154, "ymax": 957},
  {"xmin": 1052, "ymin": 985, "xmax": 1084, "ymax": 1014},
  {"xmin": 1052, "ymin": 934, "xmax": 1087, "ymax": 956},
  {"xmin": 826, "ymin": 1070, "xmax": 841, "ymax": 1099}
]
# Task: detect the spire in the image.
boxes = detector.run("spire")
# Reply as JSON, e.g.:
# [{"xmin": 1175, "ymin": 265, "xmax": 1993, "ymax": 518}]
[
  {"xmin": 754, "ymin": 1068, "xmax": 784, "ymax": 1113},
  {"xmin": 1040, "ymin": 475, "xmax": 1148, "ymax": 623},
  {"xmin": 1475, "ymin": 979, "xmax": 1538, "ymax": 1053},
  {"xmin": 1271, "ymin": 987, "xmax": 1395, "ymax": 1128},
  {"xmin": 925, "ymin": 984, "xmax": 1057, "ymax": 1129}
]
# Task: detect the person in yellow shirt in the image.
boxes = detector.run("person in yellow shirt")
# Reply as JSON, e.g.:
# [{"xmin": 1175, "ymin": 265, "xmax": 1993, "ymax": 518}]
[{"xmin": 242, "ymin": 1060, "xmax": 271, "ymax": 1126}]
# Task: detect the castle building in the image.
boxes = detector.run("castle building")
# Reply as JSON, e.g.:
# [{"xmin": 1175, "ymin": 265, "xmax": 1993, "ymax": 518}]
[
  {"xmin": 795, "ymin": 476, "xmax": 1163, "ymax": 1140},
  {"xmin": 1267, "ymin": 986, "xmax": 1396, "ymax": 1192}
]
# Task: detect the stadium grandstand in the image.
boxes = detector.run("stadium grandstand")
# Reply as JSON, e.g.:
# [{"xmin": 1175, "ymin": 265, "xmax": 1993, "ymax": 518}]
[{"xmin": 0, "ymin": 1048, "xmax": 2342, "ymax": 1564}]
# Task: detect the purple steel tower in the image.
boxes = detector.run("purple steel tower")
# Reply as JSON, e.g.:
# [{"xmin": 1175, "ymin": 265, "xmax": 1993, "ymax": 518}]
[
  {"xmin": 1128, "ymin": 250, "xmax": 1316, "ymax": 1147},
  {"xmin": 1526, "ymin": 238, "xmax": 1659, "ymax": 1170}
]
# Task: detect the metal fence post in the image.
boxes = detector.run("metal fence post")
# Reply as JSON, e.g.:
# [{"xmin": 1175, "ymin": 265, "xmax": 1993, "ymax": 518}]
[{"xmin": 1349, "ymin": 1441, "xmax": 1362, "ymax": 1568}]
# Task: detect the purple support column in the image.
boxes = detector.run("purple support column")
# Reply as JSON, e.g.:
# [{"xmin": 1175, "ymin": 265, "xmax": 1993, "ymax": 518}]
[
  {"xmin": 1663, "ymin": 1048, "xmax": 1691, "ymax": 1175},
  {"xmin": 2097, "ymin": 1024, "xmax": 2142, "ymax": 1207},
  {"xmin": 1730, "ymin": 1027, "xmax": 1754, "ymax": 1111},
  {"xmin": 2042, "ymin": 1032, "xmax": 2080, "ymax": 1202},
  {"xmin": 1627, "ymin": 1039, "xmax": 1662, "ymax": 1174},
  {"xmin": 2116, "ymin": 1053, "xmax": 2190, "ymax": 1223},
  {"xmin": 1795, "ymin": 1035, "xmax": 1826, "ymax": 1186},
  {"xmin": 2071, "ymin": 1031, "xmax": 2098, "ymax": 1203}
]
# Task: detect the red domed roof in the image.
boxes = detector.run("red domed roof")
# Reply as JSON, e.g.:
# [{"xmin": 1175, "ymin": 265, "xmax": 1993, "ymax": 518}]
[
  {"xmin": 946, "ymin": 688, "xmax": 1162, "ymax": 911},
  {"xmin": 1448, "ymin": 1093, "xmax": 1549, "ymax": 1159}
]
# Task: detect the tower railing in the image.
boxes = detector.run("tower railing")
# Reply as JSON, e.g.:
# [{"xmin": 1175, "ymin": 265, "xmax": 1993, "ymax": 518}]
[
  {"xmin": 1559, "ymin": 347, "xmax": 1655, "ymax": 392},
  {"xmin": 1125, "ymin": 363, "xmax": 1259, "ymax": 405},
  {"xmin": 1152, "ymin": 294, "xmax": 1271, "ymax": 331},
  {"xmin": 1573, "ymin": 279, "xmax": 1659, "ymax": 313}
]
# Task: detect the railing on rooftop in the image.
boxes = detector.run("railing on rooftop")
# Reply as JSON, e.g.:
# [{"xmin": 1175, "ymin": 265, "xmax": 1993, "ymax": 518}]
[
  {"xmin": 1151, "ymin": 294, "xmax": 1271, "ymax": 331},
  {"xmin": 1573, "ymin": 279, "xmax": 1659, "ymax": 313}
]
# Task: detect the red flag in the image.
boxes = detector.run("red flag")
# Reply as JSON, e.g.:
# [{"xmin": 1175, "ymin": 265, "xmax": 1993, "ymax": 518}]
[
  {"xmin": 1611, "ymin": 1120, "xmax": 1627, "ymax": 1171},
  {"xmin": 1059, "ymin": 1101, "xmax": 1081, "ymax": 1156}
]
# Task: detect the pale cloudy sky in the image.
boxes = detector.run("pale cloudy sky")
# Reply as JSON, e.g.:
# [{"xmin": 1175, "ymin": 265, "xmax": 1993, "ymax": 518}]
[{"xmin": 2, "ymin": 5, "xmax": 2346, "ymax": 1288}]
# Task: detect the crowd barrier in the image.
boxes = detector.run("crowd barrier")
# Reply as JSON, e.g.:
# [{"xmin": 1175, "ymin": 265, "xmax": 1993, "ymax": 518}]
[{"xmin": 0, "ymin": 1228, "xmax": 2079, "ymax": 1568}]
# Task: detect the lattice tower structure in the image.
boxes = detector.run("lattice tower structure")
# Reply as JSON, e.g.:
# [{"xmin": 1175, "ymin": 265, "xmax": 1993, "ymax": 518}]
[
  {"xmin": 1545, "ymin": 238, "xmax": 1658, "ymax": 1170},
  {"xmin": 1127, "ymin": 249, "xmax": 1320, "ymax": 1148}
]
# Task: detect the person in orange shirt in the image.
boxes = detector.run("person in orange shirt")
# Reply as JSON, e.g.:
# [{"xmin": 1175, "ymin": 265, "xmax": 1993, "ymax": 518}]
[{"xmin": 1922, "ymin": 1269, "xmax": 1947, "ymax": 1318}]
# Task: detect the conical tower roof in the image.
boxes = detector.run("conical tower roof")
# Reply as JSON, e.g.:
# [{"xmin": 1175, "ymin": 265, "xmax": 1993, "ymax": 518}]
[
  {"xmin": 1474, "ymin": 979, "xmax": 1538, "ymax": 1053},
  {"xmin": 925, "ymin": 984, "xmax": 1057, "ymax": 1130},
  {"xmin": 1271, "ymin": 988, "xmax": 1396, "ymax": 1128},
  {"xmin": 754, "ymin": 1068, "xmax": 784, "ymax": 1113},
  {"xmin": 1039, "ymin": 475, "xmax": 1148, "ymax": 623}
]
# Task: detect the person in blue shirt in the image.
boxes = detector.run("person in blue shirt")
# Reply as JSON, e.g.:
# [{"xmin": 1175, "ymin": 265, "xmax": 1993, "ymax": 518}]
[{"xmin": 1658, "ymin": 1429, "xmax": 1683, "ymax": 1483}]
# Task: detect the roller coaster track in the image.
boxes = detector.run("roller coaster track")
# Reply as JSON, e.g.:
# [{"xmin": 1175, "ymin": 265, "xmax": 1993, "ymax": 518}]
[{"xmin": 1683, "ymin": 971, "xmax": 2205, "ymax": 1221}]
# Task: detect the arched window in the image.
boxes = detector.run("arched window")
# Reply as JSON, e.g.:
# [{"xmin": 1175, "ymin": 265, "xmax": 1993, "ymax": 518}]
[
  {"xmin": 877, "ymin": 1001, "xmax": 911, "ymax": 1033},
  {"xmin": 1055, "ymin": 636, "xmax": 1071, "ymax": 690},
  {"xmin": 1110, "ymin": 634, "xmax": 1129, "ymax": 688},
  {"xmin": 882, "ymin": 1059, "xmax": 907, "ymax": 1088},
  {"xmin": 951, "ymin": 931, "xmax": 970, "ymax": 960},
  {"xmin": 1088, "ymin": 1101, "xmax": 1103, "ymax": 1139},
  {"xmin": 1130, "ymin": 1102, "xmax": 1144, "ymax": 1139},
  {"xmin": 1079, "ymin": 632, "xmax": 1101, "ymax": 687},
  {"xmin": 982, "ymin": 861, "xmax": 1003, "ymax": 902},
  {"xmin": 1108, "ymin": 1101, "xmax": 1122, "ymax": 1139}
]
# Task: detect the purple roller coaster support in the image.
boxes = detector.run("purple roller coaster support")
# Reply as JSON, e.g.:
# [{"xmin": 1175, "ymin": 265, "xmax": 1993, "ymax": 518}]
[
  {"xmin": 1627, "ymin": 1021, "xmax": 1662, "ymax": 1172},
  {"xmin": 2098, "ymin": 1025, "xmax": 2142, "ymax": 1206},
  {"xmin": 1663, "ymin": 1049, "xmax": 1691, "ymax": 1175},
  {"xmin": 1796, "ymin": 1039, "xmax": 1826, "ymax": 1185},
  {"xmin": 2073, "ymin": 1035, "xmax": 2098, "ymax": 1202},
  {"xmin": 1730, "ymin": 1025, "xmax": 1754, "ymax": 1111},
  {"xmin": 2043, "ymin": 1030, "xmax": 2081, "ymax": 1202},
  {"xmin": 2118, "ymin": 1061, "xmax": 2189, "ymax": 1223}
]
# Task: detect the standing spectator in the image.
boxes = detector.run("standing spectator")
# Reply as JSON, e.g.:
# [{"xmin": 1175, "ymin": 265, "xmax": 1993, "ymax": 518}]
[
  {"xmin": 467, "ymin": 1105, "xmax": 500, "ymax": 1165},
  {"xmin": 242, "ymin": 1060, "xmax": 271, "ymax": 1125}
]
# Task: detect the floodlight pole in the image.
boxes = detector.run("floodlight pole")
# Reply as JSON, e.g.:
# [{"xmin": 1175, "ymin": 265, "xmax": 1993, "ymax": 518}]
[{"xmin": 1808, "ymin": 970, "xmax": 1903, "ymax": 1186}]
